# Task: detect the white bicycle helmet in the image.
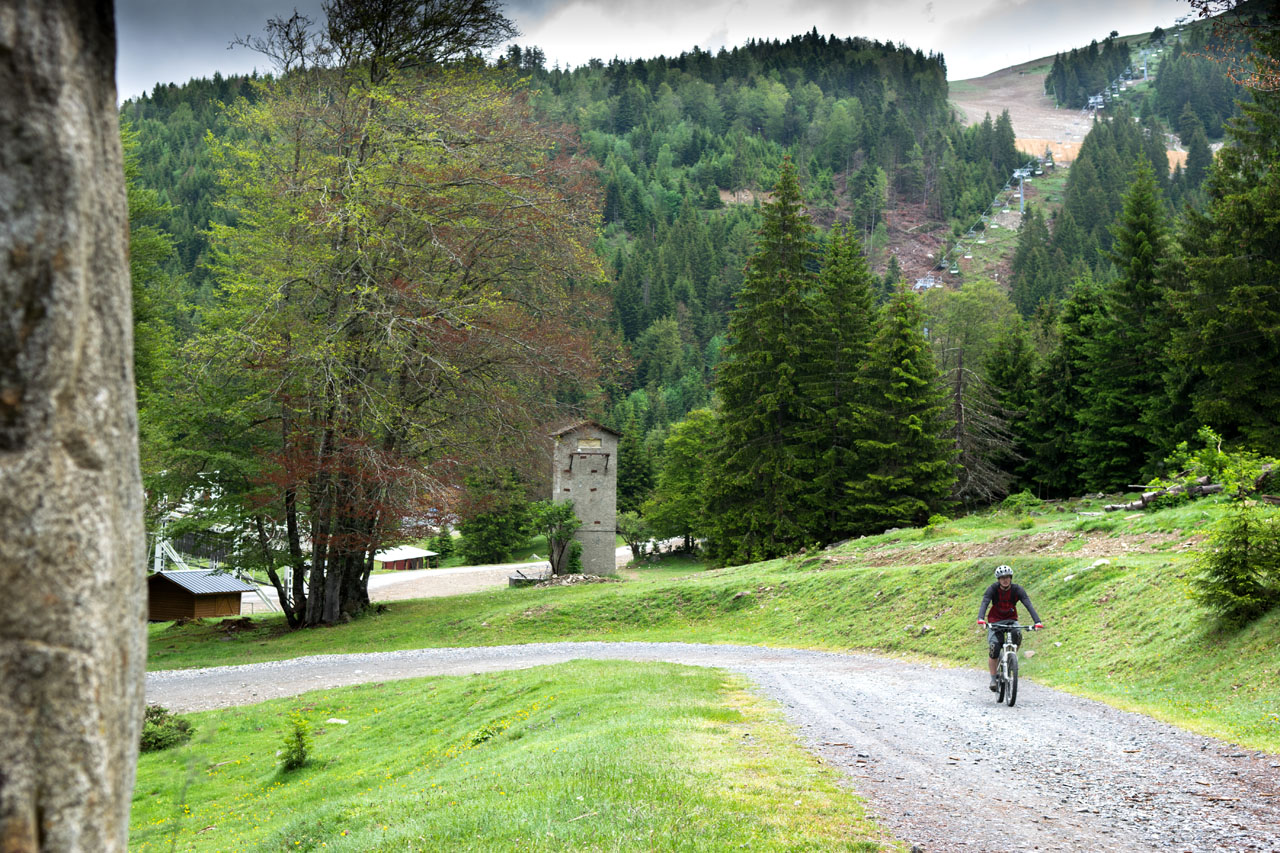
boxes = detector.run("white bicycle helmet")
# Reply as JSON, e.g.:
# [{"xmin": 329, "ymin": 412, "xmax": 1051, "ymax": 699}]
[{"xmin": 994, "ymin": 565, "xmax": 1013, "ymax": 578}]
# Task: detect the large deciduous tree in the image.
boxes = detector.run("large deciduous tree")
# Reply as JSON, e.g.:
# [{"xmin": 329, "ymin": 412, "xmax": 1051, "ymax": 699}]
[
  {"xmin": 163, "ymin": 9, "xmax": 606, "ymax": 626},
  {"xmin": 643, "ymin": 407, "xmax": 717, "ymax": 551},
  {"xmin": 0, "ymin": 2, "xmax": 146, "ymax": 848}
]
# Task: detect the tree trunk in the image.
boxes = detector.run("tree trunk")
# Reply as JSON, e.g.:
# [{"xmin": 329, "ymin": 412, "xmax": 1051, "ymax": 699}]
[
  {"xmin": 0, "ymin": 3, "xmax": 146, "ymax": 850},
  {"xmin": 1104, "ymin": 476, "xmax": 1222, "ymax": 511},
  {"xmin": 256, "ymin": 515, "xmax": 299, "ymax": 628},
  {"xmin": 547, "ymin": 535, "xmax": 570, "ymax": 575}
]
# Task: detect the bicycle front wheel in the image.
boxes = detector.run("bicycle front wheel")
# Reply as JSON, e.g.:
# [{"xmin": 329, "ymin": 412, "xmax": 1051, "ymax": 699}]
[{"xmin": 1006, "ymin": 652, "xmax": 1019, "ymax": 706}]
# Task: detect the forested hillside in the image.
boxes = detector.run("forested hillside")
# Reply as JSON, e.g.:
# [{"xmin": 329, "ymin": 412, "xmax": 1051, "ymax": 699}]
[
  {"xmin": 123, "ymin": 31, "xmax": 1027, "ymax": 512},
  {"xmin": 125, "ymin": 1, "xmax": 1280, "ymax": 597}
]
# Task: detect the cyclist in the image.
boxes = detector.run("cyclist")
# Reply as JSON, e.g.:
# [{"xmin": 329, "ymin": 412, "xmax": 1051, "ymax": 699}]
[{"xmin": 977, "ymin": 564, "xmax": 1043, "ymax": 691}]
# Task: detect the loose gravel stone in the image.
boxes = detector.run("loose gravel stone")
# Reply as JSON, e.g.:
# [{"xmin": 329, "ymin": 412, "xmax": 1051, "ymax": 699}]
[{"xmin": 148, "ymin": 643, "xmax": 1280, "ymax": 852}]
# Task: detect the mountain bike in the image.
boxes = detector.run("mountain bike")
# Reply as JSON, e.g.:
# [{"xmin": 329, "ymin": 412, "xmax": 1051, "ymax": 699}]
[{"xmin": 988, "ymin": 620, "xmax": 1037, "ymax": 707}]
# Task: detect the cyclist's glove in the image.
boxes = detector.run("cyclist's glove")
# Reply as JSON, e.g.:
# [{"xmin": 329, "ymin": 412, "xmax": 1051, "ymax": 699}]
[
  {"xmin": 1033, "ymin": 622, "xmax": 1043, "ymax": 630},
  {"xmin": 976, "ymin": 619, "xmax": 987, "ymax": 626}
]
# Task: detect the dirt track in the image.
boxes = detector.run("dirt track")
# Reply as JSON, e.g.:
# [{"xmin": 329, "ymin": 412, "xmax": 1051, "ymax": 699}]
[
  {"xmin": 950, "ymin": 63, "xmax": 1186, "ymax": 169},
  {"xmin": 148, "ymin": 642, "xmax": 1280, "ymax": 852}
]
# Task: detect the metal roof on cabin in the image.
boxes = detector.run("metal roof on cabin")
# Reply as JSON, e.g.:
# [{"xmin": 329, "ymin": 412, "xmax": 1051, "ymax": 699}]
[
  {"xmin": 373, "ymin": 546, "xmax": 437, "ymax": 561},
  {"xmin": 150, "ymin": 570, "xmax": 259, "ymax": 595}
]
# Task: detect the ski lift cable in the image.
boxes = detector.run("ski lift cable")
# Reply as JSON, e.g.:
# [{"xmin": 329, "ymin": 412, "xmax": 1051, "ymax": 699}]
[{"xmin": 936, "ymin": 158, "xmax": 1038, "ymax": 267}]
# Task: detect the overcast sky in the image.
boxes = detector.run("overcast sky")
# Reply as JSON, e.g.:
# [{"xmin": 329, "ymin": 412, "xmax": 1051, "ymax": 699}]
[{"xmin": 116, "ymin": 0, "xmax": 1192, "ymax": 101}]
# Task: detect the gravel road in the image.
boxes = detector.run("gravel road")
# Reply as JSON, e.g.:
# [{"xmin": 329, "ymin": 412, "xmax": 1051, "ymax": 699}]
[
  {"xmin": 148, "ymin": 642, "xmax": 1280, "ymax": 852},
  {"xmin": 240, "ymin": 544, "xmax": 654, "ymax": 612}
]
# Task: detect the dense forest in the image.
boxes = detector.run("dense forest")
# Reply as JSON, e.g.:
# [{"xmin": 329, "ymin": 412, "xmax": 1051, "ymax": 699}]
[
  {"xmin": 1151, "ymin": 33, "xmax": 1246, "ymax": 138},
  {"xmin": 124, "ymin": 28, "xmax": 1027, "ymax": 515},
  {"xmin": 126, "ymin": 0, "xmax": 1280, "ymax": 617},
  {"xmin": 1045, "ymin": 33, "xmax": 1134, "ymax": 109}
]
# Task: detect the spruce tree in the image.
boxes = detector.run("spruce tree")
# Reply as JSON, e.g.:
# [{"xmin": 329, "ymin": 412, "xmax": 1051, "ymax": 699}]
[
  {"xmin": 1076, "ymin": 158, "xmax": 1173, "ymax": 490},
  {"xmin": 616, "ymin": 416, "xmax": 655, "ymax": 514},
  {"xmin": 810, "ymin": 226, "xmax": 878, "ymax": 540},
  {"xmin": 1024, "ymin": 277, "xmax": 1102, "ymax": 497},
  {"xmin": 1175, "ymin": 23, "xmax": 1280, "ymax": 455},
  {"xmin": 1184, "ymin": 124, "xmax": 1213, "ymax": 191},
  {"xmin": 845, "ymin": 285, "xmax": 956, "ymax": 532},
  {"xmin": 985, "ymin": 325, "xmax": 1039, "ymax": 492},
  {"xmin": 704, "ymin": 158, "xmax": 822, "ymax": 564},
  {"xmin": 1010, "ymin": 205, "xmax": 1055, "ymax": 316}
]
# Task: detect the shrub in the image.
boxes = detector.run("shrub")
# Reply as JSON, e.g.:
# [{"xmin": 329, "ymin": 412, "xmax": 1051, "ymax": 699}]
[
  {"xmin": 1148, "ymin": 491, "xmax": 1190, "ymax": 511},
  {"xmin": 1150, "ymin": 426, "xmax": 1278, "ymax": 500},
  {"xmin": 921, "ymin": 514, "xmax": 957, "ymax": 539},
  {"xmin": 279, "ymin": 712, "xmax": 313, "ymax": 770},
  {"xmin": 1074, "ymin": 517, "xmax": 1118, "ymax": 533},
  {"xmin": 1000, "ymin": 490, "xmax": 1043, "ymax": 514},
  {"xmin": 140, "ymin": 704, "xmax": 194, "ymax": 752},
  {"xmin": 1190, "ymin": 504, "xmax": 1280, "ymax": 624},
  {"xmin": 531, "ymin": 499, "xmax": 582, "ymax": 574}
]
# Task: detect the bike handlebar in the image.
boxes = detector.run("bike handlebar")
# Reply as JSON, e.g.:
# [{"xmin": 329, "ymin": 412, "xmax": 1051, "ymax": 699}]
[{"xmin": 983, "ymin": 620, "xmax": 1040, "ymax": 629}]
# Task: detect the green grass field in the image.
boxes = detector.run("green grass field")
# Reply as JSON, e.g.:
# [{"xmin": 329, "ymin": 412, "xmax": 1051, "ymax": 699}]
[
  {"xmin": 149, "ymin": 496, "xmax": 1280, "ymax": 754},
  {"xmin": 133, "ymin": 662, "xmax": 890, "ymax": 852}
]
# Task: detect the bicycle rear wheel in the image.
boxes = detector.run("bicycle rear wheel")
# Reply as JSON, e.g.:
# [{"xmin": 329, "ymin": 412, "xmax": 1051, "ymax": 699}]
[
  {"xmin": 1006, "ymin": 652, "xmax": 1019, "ymax": 706},
  {"xmin": 996, "ymin": 662, "xmax": 1006, "ymax": 703}
]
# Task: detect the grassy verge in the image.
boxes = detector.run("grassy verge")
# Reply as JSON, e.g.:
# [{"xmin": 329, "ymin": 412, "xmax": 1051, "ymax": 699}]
[
  {"xmin": 618, "ymin": 551, "xmax": 712, "ymax": 582},
  {"xmin": 132, "ymin": 662, "xmax": 891, "ymax": 852},
  {"xmin": 387, "ymin": 534, "xmax": 630, "ymax": 570},
  {"xmin": 150, "ymin": 498, "xmax": 1280, "ymax": 752}
]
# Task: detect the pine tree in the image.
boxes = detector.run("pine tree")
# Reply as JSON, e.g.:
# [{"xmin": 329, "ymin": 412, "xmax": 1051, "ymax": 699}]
[
  {"xmin": 1175, "ymin": 23, "xmax": 1280, "ymax": 456},
  {"xmin": 704, "ymin": 159, "xmax": 822, "ymax": 563},
  {"xmin": 809, "ymin": 226, "xmax": 878, "ymax": 540},
  {"xmin": 985, "ymin": 326, "xmax": 1039, "ymax": 491},
  {"xmin": 1024, "ymin": 277, "xmax": 1102, "ymax": 497},
  {"xmin": 881, "ymin": 254, "xmax": 904, "ymax": 304},
  {"xmin": 614, "ymin": 256, "xmax": 644, "ymax": 339},
  {"xmin": 845, "ymin": 285, "xmax": 956, "ymax": 532},
  {"xmin": 616, "ymin": 421, "xmax": 655, "ymax": 515},
  {"xmin": 924, "ymin": 281, "xmax": 1022, "ymax": 507},
  {"xmin": 1076, "ymin": 158, "xmax": 1173, "ymax": 490},
  {"xmin": 1010, "ymin": 205, "xmax": 1055, "ymax": 316},
  {"xmin": 1184, "ymin": 124, "xmax": 1213, "ymax": 190}
]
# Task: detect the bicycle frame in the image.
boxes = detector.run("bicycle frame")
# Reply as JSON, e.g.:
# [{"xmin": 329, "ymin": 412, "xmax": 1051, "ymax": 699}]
[
  {"xmin": 987, "ymin": 620, "xmax": 1036, "ymax": 706},
  {"xmin": 997, "ymin": 636, "xmax": 1017, "ymax": 679}
]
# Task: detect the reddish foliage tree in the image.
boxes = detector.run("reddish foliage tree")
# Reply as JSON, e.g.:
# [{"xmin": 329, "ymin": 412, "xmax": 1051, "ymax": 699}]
[{"xmin": 162, "ymin": 62, "xmax": 611, "ymax": 626}]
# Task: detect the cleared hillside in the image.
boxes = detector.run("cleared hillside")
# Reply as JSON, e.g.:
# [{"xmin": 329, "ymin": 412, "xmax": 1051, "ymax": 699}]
[{"xmin": 950, "ymin": 53, "xmax": 1188, "ymax": 170}]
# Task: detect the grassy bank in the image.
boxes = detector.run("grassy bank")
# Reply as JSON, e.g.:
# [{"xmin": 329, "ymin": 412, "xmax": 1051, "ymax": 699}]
[
  {"xmin": 132, "ymin": 662, "xmax": 890, "ymax": 852},
  {"xmin": 150, "ymin": 498, "xmax": 1280, "ymax": 752}
]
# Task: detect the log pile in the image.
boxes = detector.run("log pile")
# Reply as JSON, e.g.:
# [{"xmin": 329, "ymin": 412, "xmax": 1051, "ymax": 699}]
[
  {"xmin": 1104, "ymin": 466, "xmax": 1278, "ymax": 512},
  {"xmin": 1104, "ymin": 477, "xmax": 1222, "ymax": 512}
]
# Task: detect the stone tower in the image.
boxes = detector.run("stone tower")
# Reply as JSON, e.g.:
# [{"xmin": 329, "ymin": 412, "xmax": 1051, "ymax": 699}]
[{"xmin": 550, "ymin": 421, "xmax": 620, "ymax": 575}]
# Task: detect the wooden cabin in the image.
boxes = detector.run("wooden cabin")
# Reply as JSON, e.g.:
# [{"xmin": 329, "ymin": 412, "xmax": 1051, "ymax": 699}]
[
  {"xmin": 373, "ymin": 545, "xmax": 438, "ymax": 571},
  {"xmin": 148, "ymin": 570, "xmax": 260, "ymax": 621}
]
